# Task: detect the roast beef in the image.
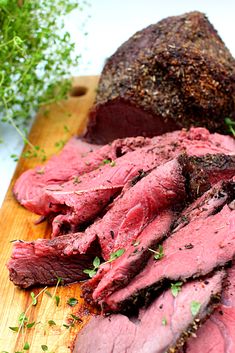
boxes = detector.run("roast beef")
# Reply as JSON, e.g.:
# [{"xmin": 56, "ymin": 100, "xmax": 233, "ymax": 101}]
[
  {"xmin": 102, "ymin": 180, "xmax": 235, "ymax": 312},
  {"xmin": 14, "ymin": 136, "xmax": 151, "ymax": 215},
  {"xmin": 73, "ymin": 271, "xmax": 224, "ymax": 353},
  {"xmin": 185, "ymin": 265, "xmax": 235, "ymax": 353},
  {"xmin": 84, "ymin": 210, "xmax": 176, "ymax": 301},
  {"xmin": 80, "ymin": 158, "xmax": 185, "ymax": 260},
  {"xmin": 8, "ymin": 158, "xmax": 235, "ymax": 288},
  {"xmin": 8, "ymin": 158, "xmax": 185, "ymax": 288},
  {"xmin": 86, "ymin": 181, "xmax": 232, "ymax": 303},
  {"xmin": 7, "ymin": 233, "xmax": 99, "ymax": 288},
  {"xmin": 84, "ymin": 12, "xmax": 235, "ymax": 144},
  {"xmin": 30, "ymin": 129, "xmax": 235, "ymax": 237},
  {"xmin": 82, "ymin": 157, "xmax": 235, "ymax": 303}
]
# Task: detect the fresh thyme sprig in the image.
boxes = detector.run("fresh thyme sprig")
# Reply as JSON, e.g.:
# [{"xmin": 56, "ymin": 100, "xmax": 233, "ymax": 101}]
[
  {"xmin": 0, "ymin": 0, "xmax": 84, "ymax": 157},
  {"xmin": 83, "ymin": 249, "xmax": 125, "ymax": 278}
]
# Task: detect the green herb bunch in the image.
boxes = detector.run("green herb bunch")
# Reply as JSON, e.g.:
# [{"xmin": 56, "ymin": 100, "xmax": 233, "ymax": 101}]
[{"xmin": 0, "ymin": 0, "xmax": 82, "ymax": 152}]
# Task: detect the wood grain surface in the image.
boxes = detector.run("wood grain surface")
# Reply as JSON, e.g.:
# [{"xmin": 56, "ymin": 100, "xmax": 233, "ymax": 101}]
[{"xmin": 0, "ymin": 76, "xmax": 99, "ymax": 353}]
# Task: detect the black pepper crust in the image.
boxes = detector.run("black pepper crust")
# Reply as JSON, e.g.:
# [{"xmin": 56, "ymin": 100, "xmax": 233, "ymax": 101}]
[{"xmin": 87, "ymin": 12, "xmax": 235, "ymax": 142}]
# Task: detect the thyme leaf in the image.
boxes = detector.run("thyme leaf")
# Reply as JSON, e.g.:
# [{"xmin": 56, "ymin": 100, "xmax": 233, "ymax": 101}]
[
  {"xmin": 41, "ymin": 345, "xmax": 48, "ymax": 351},
  {"xmin": 30, "ymin": 292, "xmax": 37, "ymax": 306},
  {"xmin": 149, "ymin": 245, "xmax": 164, "ymax": 260},
  {"xmin": 171, "ymin": 282, "xmax": 183, "ymax": 297},
  {"xmin": 67, "ymin": 297, "xmax": 78, "ymax": 307},
  {"xmin": 190, "ymin": 301, "xmax": 201, "ymax": 316}
]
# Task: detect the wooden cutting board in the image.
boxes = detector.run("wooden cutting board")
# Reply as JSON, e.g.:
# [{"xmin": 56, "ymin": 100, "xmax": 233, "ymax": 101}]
[{"xmin": 0, "ymin": 76, "xmax": 99, "ymax": 353}]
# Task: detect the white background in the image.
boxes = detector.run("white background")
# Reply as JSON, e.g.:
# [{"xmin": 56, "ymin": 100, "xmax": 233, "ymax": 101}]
[{"xmin": 1, "ymin": 0, "xmax": 235, "ymax": 206}]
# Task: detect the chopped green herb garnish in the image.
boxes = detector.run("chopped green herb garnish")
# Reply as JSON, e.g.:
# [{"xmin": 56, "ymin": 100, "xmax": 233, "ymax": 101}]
[
  {"xmin": 55, "ymin": 140, "xmax": 66, "ymax": 150},
  {"xmin": 190, "ymin": 301, "xmax": 201, "ymax": 316},
  {"xmin": 108, "ymin": 249, "xmax": 125, "ymax": 262},
  {"xmin": 23, "ymin": 342, "xmax": 30, "ymax": 350},
  {"xmin": 45, "ymin": 291, "xmax": 52, "ymax": 297},
  {"xmin": 9, "ymin": 326, "xmax": 19, "ymax": 332},
  {"xmin": 67, "ymin": 297, "xmax": 78, "ymax": 307},
  {"xmin": 18, "ymin": 312, "xmax": 28, "ymax": 325},
  {"xmin": 73, "ymin": 176, "xmax": 81, "ymax": 185},
  {"xmin": 55, "ymin": 295, "xmax": 60, "ymax": 307},
  {"xmin": 71, "ymin": 314, "xmax": 82, "ymax": 322},
  {"xmin": 63, "ymin": 324, "xmax": 70, "ymax": 329},
  {"xmin": 93, "ymin": 256, "xmax": 101, "ymax": 269},
  {"xmin": 48, "ymin": 320, "xmax": 56, "ymax": 326},
  {"xmin": 83, "ymin": 256, "xmax": 101, "ymax": 278},
  {"xmin": 171, "ymin": 282, "xmax": 183, "ymax": 297},
  {"xmin": 41, "ymin": 345, "xmax": 48, "ymax": 351},
  {"xmin": 26, "ymin": 322, "xmax": 35, "ymax": 329},
  {"xmin": 149, "ymin": 245, "xmax": 164, "ymax": 260},
  {"xmin": 102, "ymin": 159, "xmax": 111, "ymax": 164},
  {"xmin": 64, "ymin": 125, "xmax": 70, "ymax": 133},
  {"xmin": 30, "ymin": 292, "xmax": 37, "ymax": 306},
  {"xmin": 162, "ymin": 317, "xmax": 167, "ymax": 326},
  {"xmin": 225, "ymin": 117, "xmax": 235, "ymax": 136},
  {"xmin": 102, "ymin": 159, "xmax": 116, "ymax": 166},
  {"xmin": 83, "ymin": 268, "xmax": 97, "ymax": 278}
]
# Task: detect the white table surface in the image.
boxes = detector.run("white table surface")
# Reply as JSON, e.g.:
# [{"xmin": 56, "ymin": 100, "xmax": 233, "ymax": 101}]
[{"xmin": 1, "ymin": 0, "xmax": 235, "ymax": 206}]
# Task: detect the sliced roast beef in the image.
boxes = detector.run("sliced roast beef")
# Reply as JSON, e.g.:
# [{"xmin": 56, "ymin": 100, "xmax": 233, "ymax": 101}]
[
  {"xmin": 13, "ymin": 137, "xmax": 99, "ymax": 209},
  {"xmin": 74, "ymin": 271, "xmax": 224, "ymax": 353},
  {"xmin": 37, "ymin": 131, "xmax": 185, "ymax": 236},
  {"xmin": 185, "ymin": 266, "xmax": 235, "ymax": 353},
  {"xmin": 8, "ymin": 158, "xmax": 235, "ymax": 288},
  {"xmin": 85, "ymin": 180, "xmax": 234, "ymax": 303},
  {"xmin": 39, "ymin": 152, "xmax": 235, "ymax": 237},
  {"xmin": 14, "ymin": 128, "xmax": 235, "ymax": 231},
  {"xmin": 102, "ymin": 181, "xmax": 235, "ymax": 312},
  {"xmin": 172, "ymin": 181, "xmax": 232, "ymax": 233},
  {"xmin": 84, "ymin": 210, "xmax": 176, "ymax": 301},
  {"xmin": 85, "ymin": 11, "xmax": 235, "ymax": 144},
  {"xmin": 7, "ymin": 233, "xmax": 99, "ymax": 288},
  {"xmin": 79, "ymin": 158, "xmax": 185, "ymax": 260},
  {"xmin": 8, "ymin": 158, "xmax": 185, "ymax": 288},
  {"xmin": 14, "ymin": 136, "xmax": 152, "ymax": 215}
]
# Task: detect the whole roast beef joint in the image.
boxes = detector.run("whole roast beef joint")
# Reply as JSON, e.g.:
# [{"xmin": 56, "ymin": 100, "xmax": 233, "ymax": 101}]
[
  {"xmin": 84, "ymin": 11, "xmax": 235, "ymax": 144},
  {"xmin": 7, "ymin": 11, "xmax": 235, "ymax": 353}
]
